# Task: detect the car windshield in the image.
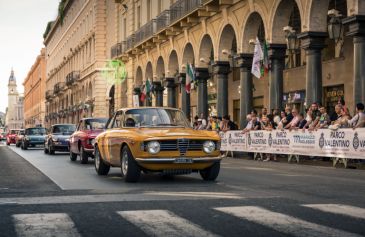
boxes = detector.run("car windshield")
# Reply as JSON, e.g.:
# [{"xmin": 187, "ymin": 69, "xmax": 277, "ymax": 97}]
[
  {"xmin": 85, "ymin": 118, "xmax": 108, "ymax": 130},
  {"xmin": 124, "ymin": 108, "xmax": 190, "ymax": 127},
  {"xmin": 26, "ymin": 128, "xmax": 47, "ymax": 136},
  {"xmin": 53, "ymin": 125, "xmax": 76, "ymax": 135},
  {"xmin": 10, "ymin": 130, "xmax": 17, "ymax": 135}
]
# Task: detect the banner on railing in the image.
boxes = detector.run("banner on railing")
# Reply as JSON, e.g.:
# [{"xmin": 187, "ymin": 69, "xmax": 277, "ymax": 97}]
[{"xmin": 219, "ymin": 128, "xmax": 365, "ymax": 159}]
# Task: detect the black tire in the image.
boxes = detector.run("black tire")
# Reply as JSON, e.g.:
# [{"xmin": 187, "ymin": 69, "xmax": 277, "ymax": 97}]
[
  {"xmin": 70, "ymin": 149, "xmax": 77, "ymax": 161},
  {"xmin": 16, "ymin": 142, "xmax": 20, "ymax": 147},
  {"xmin": 121, "ymin": 146, "xmax": 141, "ymax": 182},
  {"xmin": 199, "ymin": 162, "xmax": 220, "ymax": 181},
  {"xmin": 44, "ymin": 146, "xmax": 49, "ymax": 154},
  {"xmin": 80, "ymin": 146, "xmax": 88, "ymax": 164},
  {"xmin": 94, "ymin": 145, "xmax": 110, "ymax": 175},
  {"xmin": 22, "ymin": 142, "xmax": 28, "ymax": 150},
  {"xmin": 49, "ymin": 143, "xmax": 55, "ymax": 155},
  {"xmin": 6, "ymin": 142, "xmax": 10, "ymax": 146}
]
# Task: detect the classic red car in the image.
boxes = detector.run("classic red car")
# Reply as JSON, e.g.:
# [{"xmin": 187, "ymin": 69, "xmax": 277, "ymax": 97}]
[
  {"xmin": 69, "ymin": 118, "xmax": 108, "ymax": 164},
  {"xmin": 6, "ymin": 129, "xmax": 21, "ymax": 145}
]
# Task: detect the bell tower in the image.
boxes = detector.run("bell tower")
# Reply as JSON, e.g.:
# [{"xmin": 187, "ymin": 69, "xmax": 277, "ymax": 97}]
[{"xmin": 6, "ymin": 68, "xmax": 19, "ymax": 127}]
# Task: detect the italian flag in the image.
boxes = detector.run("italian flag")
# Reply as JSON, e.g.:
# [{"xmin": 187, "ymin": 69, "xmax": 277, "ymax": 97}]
[
  {"xmin": 140, "ymin": 79, "xmax": 151, "ymax": 102},
  {"xmin": 186, "ymin": 63, "xmax": 195, "ymax": 94},
  {"xmin": 261, "ymin": 40, "xmax": 270, "ymax": 77}
]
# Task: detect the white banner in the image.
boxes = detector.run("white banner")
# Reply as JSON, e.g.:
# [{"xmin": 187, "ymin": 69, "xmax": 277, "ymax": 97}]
[{"xmin": 219, "ymin": 128, "xmax": 365, "ymax": 159}]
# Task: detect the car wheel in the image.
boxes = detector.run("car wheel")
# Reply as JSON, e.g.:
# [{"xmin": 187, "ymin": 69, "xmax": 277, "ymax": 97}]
[
  {"xmin": 49, "ymin": 142, "xmax": 55, "ymax": 155},
  {"xmin": 22, "ymin": 142, "xmax": 28, "ymax": 150},
  {"xmin": 199, "ymin": 162, "xmax": 220, "ymax": 181},
  {"xmin": 6, "ymin": 141, "xmax": 10, "ymax": 146},
  {"xmin": 69, "ymin": 149, "xmax": 77, "ymax": 161},
  {"xmin": 16, "ymin": 142, "xmax": 20, "ymax": 147},
  {"xmin": 44, "ymin": 146, "xmax": 49, "ymax": 154},
  {"xmin": 121, "ymin": 146, "xmax": 141, "ymax": 182},
  {"xmin": 80, "ymin": 146, "xmax": 88, "ymax": 164},
  {"xmin": 94, "ymin": 146, "xmax": 110, "ymax": 175}
]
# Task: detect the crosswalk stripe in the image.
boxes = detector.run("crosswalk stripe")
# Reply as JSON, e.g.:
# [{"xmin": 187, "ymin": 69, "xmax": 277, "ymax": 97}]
[
  {"xmin": 303, "ymin": 204, "xmax": 365, "ymax": 220},
  {"xmin": 214, "ymin": 206, "xmax": 362, "ymax": 237},
  {"xmin": 12, "ymin": 213, "xmax": 80, "ymax": 237},
  {"xmin": 117, "ymin": 210, "xmax": 219, "ymax": 237}
]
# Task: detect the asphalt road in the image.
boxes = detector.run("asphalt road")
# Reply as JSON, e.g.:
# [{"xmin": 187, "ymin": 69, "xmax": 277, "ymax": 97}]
[{"xmin": 1, "ymin": 142, "xmax": 365, "ymax": 237}]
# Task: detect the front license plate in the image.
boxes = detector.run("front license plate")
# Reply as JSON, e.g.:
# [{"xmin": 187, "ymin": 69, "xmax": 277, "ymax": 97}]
[
  {"xmin": 36, "ymin": 144, "xmax": 44, "ymax": 147},
  {"xmin": 174, "ymin": 158, "xmax": 193, "ymax": 164}
]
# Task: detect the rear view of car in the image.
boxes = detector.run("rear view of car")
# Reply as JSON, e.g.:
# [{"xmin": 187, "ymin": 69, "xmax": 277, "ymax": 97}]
[
  {"xmin": 21, "ymin": 127, "xmax": 47, "ymax": 150},
  {"xmin": 45, "ymin": 124, "xmax": 76, "ymax": 155},
  {"xmin": 6, "ymin": 129, "xmax": 19, "ymax": 145}
]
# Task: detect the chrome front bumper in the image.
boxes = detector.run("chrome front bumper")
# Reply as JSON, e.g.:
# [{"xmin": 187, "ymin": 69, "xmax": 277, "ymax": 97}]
[{"xmin": 135, "ymin": 157, "xmax": 221, "ymax": 164}]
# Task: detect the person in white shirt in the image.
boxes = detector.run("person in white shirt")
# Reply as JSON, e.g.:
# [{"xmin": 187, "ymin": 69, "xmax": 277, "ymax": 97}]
[{"xmin": 348, "ymin": 103, "xmax": 365, "ymax": 128}]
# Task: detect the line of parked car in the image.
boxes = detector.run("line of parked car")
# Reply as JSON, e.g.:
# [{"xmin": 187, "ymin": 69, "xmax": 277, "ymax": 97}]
[
  {"xmin": 3, "ymin": 107, "xmax": 222, "ymax": 183},
  {"xmin": 4, "ymin": 117, "xmax": 108, "ymax": 164}
]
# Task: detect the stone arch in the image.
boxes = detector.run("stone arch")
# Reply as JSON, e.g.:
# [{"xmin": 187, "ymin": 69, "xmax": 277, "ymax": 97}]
[
  {"xmin": 241, "ymin": 12, "xmax": 266, "ymax": 53},
  {"xmin": 135, "ymin": 66, "xmax": 143, "ymax": 86},
  {"xmin": 198, "ymin": 34, "xmax": 214, "ymax": 67},
  {"xmin": 218, "ymin": 24, "xmax": 237, "ymax": 61},
  {"xmin": 182, "ymin": 43, "xmax": 195, "ymax": 71},
  {"xmin": 156, "ymin": 56, "xmax": 165, "ymax": 81},
  {"xmin": 145, "ymin": 61, "xmax": 153, "ymax": 81},
  {"xmin": 168, "ymin": 50, "xmax": 179, "ymax": 77},
  {"xmin": 271, "ymin": 0, "xmax": 303, "ymax": 44}
]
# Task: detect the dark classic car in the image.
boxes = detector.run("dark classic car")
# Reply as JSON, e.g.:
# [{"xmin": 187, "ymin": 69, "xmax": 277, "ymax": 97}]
[
  {"xmin": 21, "ymin": 127, "xmax": 47, "ymax": 150},
  {"xmin": 6, "ymin": 129, "xmax": 21, "ymax": 145},
  {"xmin": 69, "ymin": 118, "xmax": 108, "ymax": 164},
  {"xmin": 44, "ymin": 124, "xmax": 76, "ymax": 155},
  {"xmin": 15, "ymin": 129, "xmax": 25, "ymax": 147},
  {"xmin": 94, "ymin": 107, "xmax": 221, "ymax": 182}
]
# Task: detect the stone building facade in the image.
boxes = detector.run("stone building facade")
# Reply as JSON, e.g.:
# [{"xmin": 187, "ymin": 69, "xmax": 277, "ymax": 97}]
[
  {"xmin": 45, "ymin": 0, "xmax": 365, "ymax": 128},
  {"xmin": 23, "ymin": 49, "xmax": 47, "ymax": 128},
  {"xmin": 5, "ymin": 69, "xmax": 24, "ymax": 130},
  {"xmin": 44, "ymin": 0, "xmax": 112, "ymax": 127},
  {"xmin": 107, "ymin": 0, "xmax": 365, "ymax": 128}
]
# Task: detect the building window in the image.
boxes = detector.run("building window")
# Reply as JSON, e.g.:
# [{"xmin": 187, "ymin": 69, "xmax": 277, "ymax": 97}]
[
  {"xmin": 123, "ymin": 18, "xmax": 127, "ymax": 40},
  {"xmin": 137, "ymin": 5, "xmax": 141, "ymax": 29},
  {"xmin": 147, "ymin": 0, "xmax": 151, "ymax": 21}
]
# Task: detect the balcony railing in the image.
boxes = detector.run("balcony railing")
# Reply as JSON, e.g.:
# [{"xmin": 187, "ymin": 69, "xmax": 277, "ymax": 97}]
[
  {"xmin": 66, "ymin": 71, "xmax": 80, "ymax": 86},
  {"xmin": 156, "ymin": 10, "xmax": 170, "ymax": 32},
  {"xmin": 170, "ymin": 0, "xmax": 202, "ymax": 23},
  {"xmin": 111, "ymin": 41, "xmax": 126, "ymax": 58},
  {"xmin": 126, "ymin": 34, "xmax": 135, "ymax": 51},
  {"xmin": 54, "ymin": 82, "xmax": 65, "ymax": 94},
  {"xmin": 45, "ymin": 90, "xmax": 54, "ymax": 100},
  {"xmin": 135, "ymin": 19, "xmax": 157, "ymax": 45}
]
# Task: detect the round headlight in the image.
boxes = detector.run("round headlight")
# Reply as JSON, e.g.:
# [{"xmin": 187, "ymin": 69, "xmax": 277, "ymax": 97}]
[
  {"xmin": 147, "ymin": 141, "xmax": 160, "ymax": 154},
  {"xmin": 203, "ymin": 141, "xmax": 216, "ymax": 154}
]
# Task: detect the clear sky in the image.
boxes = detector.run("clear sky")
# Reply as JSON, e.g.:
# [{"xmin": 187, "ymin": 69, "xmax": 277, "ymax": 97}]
[{"xmin": 0, "ymin": 0, "xmax": 59, "ymax": 113}]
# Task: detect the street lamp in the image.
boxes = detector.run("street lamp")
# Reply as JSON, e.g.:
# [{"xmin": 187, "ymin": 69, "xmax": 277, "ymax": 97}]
[{"xmin": 327, "ymin": 9, "xmax": 343, "ymax": 44}]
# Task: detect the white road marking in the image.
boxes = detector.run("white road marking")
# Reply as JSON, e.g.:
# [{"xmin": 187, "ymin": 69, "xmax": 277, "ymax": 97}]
[
  {"xmin": 13, "ymin": 213, "xmax": 80, "ymax": 237},
  {"xmin": 117, "ymin": 210, "xmax": 219, "ymax": 237},
  {"xmin": 144, "ymin": 191, "xmax": 243, "ymax": 199},
  {"xmin": 0, "ymin": 192, "xmax": 243, "ymax": 205},
  {"xmin": 303, "ymin": 204, "xmax": 365, "ymax": 220},
  {"xmin": 214, "ymin": 206, "xmax": 362, "ymax": 237}
]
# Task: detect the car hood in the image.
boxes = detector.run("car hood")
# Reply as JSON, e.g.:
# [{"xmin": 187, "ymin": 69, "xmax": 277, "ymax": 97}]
[{"xmin": 134, "ymin": 127, "xmax": 220, "ymax": 140}]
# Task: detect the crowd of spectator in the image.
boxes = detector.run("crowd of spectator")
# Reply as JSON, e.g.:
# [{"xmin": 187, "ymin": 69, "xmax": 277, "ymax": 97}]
[{"xmin": 192, "ymin": 100, "xmax": 365, "ymax": 161}]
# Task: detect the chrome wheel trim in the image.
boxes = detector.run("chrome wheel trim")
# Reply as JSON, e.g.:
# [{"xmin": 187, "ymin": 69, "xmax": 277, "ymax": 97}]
[
  {"xmin": 122, "ymin": 151, "xmax": 128, "ymax": 175},
  {"xmin": 95, "ymin": 149, "xmax": 100, "ymax": 170}
]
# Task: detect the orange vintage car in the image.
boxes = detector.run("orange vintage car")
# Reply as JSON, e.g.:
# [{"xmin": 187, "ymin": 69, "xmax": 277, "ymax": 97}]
[{"xmin": 94, "ymin": 107, "xmax": 221, "ymax": 182}]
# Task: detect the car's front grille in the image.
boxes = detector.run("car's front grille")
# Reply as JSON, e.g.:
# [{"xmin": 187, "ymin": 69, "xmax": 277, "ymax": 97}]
[{"xmin": 146, "ymin": 139, "xmax": 205, "ymax": 155}]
